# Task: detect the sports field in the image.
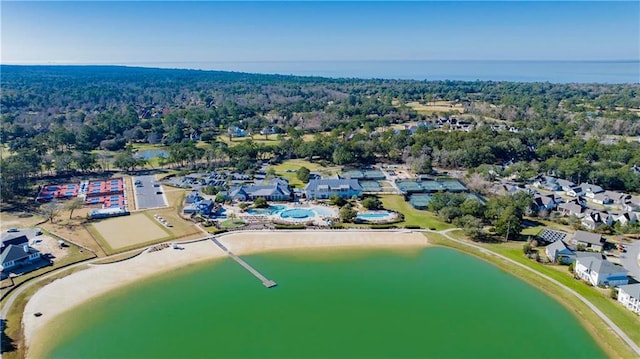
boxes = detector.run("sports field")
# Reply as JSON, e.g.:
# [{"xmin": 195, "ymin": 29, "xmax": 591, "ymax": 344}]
[{"xmin": 90, "ymin": 213, "xmax": 171, "ymax": 251}]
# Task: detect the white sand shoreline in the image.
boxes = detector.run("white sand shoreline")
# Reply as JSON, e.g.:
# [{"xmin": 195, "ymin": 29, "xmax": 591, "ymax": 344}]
[{"xmin": 23, "ymin": 230, "xmax": 429, "ymax": 356}]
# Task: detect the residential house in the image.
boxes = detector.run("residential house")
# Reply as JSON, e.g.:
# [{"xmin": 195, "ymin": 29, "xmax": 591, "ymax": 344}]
[
  {"xmin": 533, "ymin": 176, "xmax": 574, "ymax": 192},
  {"xmin": 545, "ymin": 240, "xmax": 576, "ymax": 264},
  {"xmin": 604, "ymin": 191, "xmax": 630, "ymax": 206},
  {"xmin": 571, "ymin": 230, "xmax": 605, "ymax": 251},
  {"xmin": 533, "ymin": 194, "xmax": 557, "ymax": 212},
  {"xmin": 228, "ymin": 126, "xmax": 246, "ymax": 138},
  {"xmin": 1, "ymin": 244, "xmax": 41, "ymax": 271},
  {"xmin": 613, "ymin": 212, "xmax": 638, "ymax": 226},
  {"xmin": 575, "ymin": 256, "xmax": 628, "ymax": 287},
  {"xmin": 304, "ymin": 179, "xmax": 363, "ymax": 200},
  {"xmin": 568, "ymin": 183, "xmax": 604, "ymax": 198},
  {"xmin": 228, "ymin": 178, "xmax": 292, "ymax": 202},
  {"xmin": 581, "ymin": 211, "xmax": 613, "ymax": 230},
  {"xmin": 617, "ymin": 283, "xmax": 640, "ymax": 314},
  {"xmin": 590, "ymin": 192, "xmax": 613, "ymax": 205},
  {"xmin": 558, "ymin": 200, "xmax": 585, "ymax": 218}
]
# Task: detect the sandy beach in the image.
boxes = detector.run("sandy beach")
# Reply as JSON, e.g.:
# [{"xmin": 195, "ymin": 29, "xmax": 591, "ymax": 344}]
[{"xmin": 23, "ymin": 230, "xmax": 429, "ymax": 355}]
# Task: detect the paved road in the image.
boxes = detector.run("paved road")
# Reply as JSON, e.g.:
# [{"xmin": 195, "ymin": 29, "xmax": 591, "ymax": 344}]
[
  {"xmin": 133, "ymin": 175, "xmax": 168, "ymax": 210},
  {"xmin": 619, "ymin": 240, "xmax": 640, "ymax": 282}
]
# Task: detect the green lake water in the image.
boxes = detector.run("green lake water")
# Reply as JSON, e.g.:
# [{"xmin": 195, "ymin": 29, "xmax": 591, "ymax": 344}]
[{"xmin": 40, "ymin": 247, "xmax": 605, "ymax": 358}]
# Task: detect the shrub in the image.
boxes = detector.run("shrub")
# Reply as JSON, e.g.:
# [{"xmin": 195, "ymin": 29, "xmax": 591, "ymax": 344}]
[{"xmin": 274, "ymin": 224, "xmax": 306, "ymax": 230}]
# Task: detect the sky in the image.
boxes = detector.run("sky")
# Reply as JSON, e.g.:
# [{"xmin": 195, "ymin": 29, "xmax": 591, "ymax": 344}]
[{"xmin": 1, "ymin": 1, "xmax": 639, "ymax": 66}]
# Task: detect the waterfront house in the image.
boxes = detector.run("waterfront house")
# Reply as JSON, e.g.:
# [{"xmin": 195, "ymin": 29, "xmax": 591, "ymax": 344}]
[
  {"xmin": 545, "ymin": 240, "xmax": 575, "ymax": 264},
  {"xmin": 1, "ymin": 244, "xmax": 41, "ymax": 271},
  {"xmin": 575, "ymin": 257, "xmax": 628, "ymax": 287},
  {"xmin": 617, "ymin": 283, "xmax": 640, "ymax": 314},
  {"xmin": 304, "ymin": 179, "xmax": 363, "ymax": 200},
  {"xmin": 571, "ymin": 230, "xmax": 605, "ymax": 251},
  {"xmin": 228, "ymin": 178, "xmax": 292, "ymax": 202}
]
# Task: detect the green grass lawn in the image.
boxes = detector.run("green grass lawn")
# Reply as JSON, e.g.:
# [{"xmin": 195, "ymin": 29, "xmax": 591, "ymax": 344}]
[
  {"xmin": 427, "ymin": 233, "xmax": 638, "ymax": 358},
  {"xmin": 379, "ymin": 195, "xmax": 453, "ymax": 230},
  {"xmin": 219, "ymin": 219, "xmax": 246, "ymax": 229}
]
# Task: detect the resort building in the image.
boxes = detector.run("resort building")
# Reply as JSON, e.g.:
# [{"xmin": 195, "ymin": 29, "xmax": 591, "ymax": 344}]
[
  {"xmin": 617, "ymin": 283, "xmax": 640, "ymax": 314},
  {"xmin": 228, "ymin": 178, "xmax": 292, "ymax": 202},
  {"xmin": 545, "ymin": 240, "xmax": 575, "ymax": 264},
  {"xmin": 304, "ymin": 179, "xmax": 363, "ymax": 200},
  {"xmin": 575, "ymin": 257, "xmax": 628, "ymax": 287}
]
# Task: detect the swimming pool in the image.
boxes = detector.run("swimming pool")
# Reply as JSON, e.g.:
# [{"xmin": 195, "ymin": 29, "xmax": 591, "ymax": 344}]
[
  {"xmin": 246, "ymin": 205, "xmax": 286, "ymax": 215},
  {"xmin": 280, "ymin": 208, "xmax": 315, "ymax": 220},
  {"xmin": 356, "ymin": 211, "xmax": 396, "ymax": 222}
]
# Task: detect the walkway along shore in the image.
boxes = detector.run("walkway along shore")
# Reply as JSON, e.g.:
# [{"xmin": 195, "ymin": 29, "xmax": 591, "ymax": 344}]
[{"xmin": 2, "ymin": 229, "xmax": 639, "ymax": 358}]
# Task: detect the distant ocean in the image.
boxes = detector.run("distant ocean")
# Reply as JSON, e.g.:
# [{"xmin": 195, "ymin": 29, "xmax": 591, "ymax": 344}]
[{"xmin": 134, "ymin": 60, "xmax": 640, "ymax": 84}]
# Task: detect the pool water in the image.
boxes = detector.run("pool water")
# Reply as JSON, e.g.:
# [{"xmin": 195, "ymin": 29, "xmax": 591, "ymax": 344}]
[
  {"xmin": 280, "ymin": 208, "xmax": 315, "ymax": 219},
  {"xmin": 356, "ymin": 211, "xmax": 394, "ymax": 221},
  {"xmin": 246, "ymin": 205, "xmax": 286, "ymax": 215}
]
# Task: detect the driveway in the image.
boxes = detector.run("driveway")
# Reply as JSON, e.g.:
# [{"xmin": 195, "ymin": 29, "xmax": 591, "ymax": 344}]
[
  {"xmin": 619, "ymin": 240, "xmax": 640, "ymax": 282},
  {"xmin": 132, "ymin": 175, "xmax": 168, "ymax": 210}
]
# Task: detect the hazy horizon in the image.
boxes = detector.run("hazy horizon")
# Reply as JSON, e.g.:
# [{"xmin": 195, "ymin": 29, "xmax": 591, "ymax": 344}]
[{"xmin": 2, "ymin": 1, "xmax": 639, "ymax": 65}]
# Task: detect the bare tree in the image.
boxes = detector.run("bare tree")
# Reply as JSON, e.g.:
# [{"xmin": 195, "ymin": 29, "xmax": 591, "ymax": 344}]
[
  {"xmin": 65, "ymin": 197, "xmax": 85, "ymax": 219},
  {"xmin": 42, "ymin": 201, "xmax": 61, "ymax": 224}
]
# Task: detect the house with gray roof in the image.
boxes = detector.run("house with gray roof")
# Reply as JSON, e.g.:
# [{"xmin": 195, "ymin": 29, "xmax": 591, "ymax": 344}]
[
  {"xmin": 558, "ymin": 201, "xmax": 585, "ymax": 218},
  {"xmin": 228, "ymin": 178, "xmax": 292, "ymax": 202},
  {"xmin": 568, "ymin": 183, "xmax": 604, "ymax": 197},
  {"xmin": 571, "ymin": 230, "xmax": 605, "ymax": 251},
  {"xmin": 617, "ymin": 283, "xmax": 640, "ymax": 314},
  {"xmin": 575, "ymin": 256, "xmax": 628, "ymax": 287},
  {"xmin": 533, "ymin": 194, "xmax": 557, "ymax": 212},
  {"xmin": 304, "ymin": 179, "xmax": 363, "ymax": 200},
  {"xmin": 1, "ymin": 244, "xmax": 41, "ymax": 271},
  {"xmin": 545, "ymin": 240, "xmax": 575, "ymax": 264},
  {"xmin": 581, "ymin": 211, "xmax": 613, "ymax": 230}
]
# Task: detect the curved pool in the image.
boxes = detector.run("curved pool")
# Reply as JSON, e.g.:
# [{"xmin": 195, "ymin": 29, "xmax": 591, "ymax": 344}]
[
  {"xmin": 280, "ymin": 208, "xmax": 315, "ymax": 220},
  {"xmin": 246, "ymin": 205, "xmax": 286, "ymax": 216}
]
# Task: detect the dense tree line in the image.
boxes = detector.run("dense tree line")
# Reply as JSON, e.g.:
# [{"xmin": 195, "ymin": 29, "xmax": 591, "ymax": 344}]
[{"xmin": 1, "ymin": 65, "xmax": 640, "ymax": 201}]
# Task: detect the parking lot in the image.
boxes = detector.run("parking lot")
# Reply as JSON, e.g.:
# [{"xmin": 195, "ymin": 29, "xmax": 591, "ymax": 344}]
[{"xmin": 133, "ymin": 175, "xmax": 168, "ymax": 210}]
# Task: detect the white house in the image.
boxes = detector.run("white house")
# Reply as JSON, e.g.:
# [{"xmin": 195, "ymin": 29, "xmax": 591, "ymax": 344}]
[
  {"xmin": 558, "ymin": 201, "xmax": 585, "ymax": 218},
  {"xmin": 590, "ymin": 192, "xmax": 612, "ymax": 205},
  {"xmin": 545, "ymin": 240, "xmax": 575, "ymax": 264},
  {"xmin": 613, "ymin": 212, "xmax": 638, "ymax": 226},
  {"xmin": 617, "ymin": 283, "xmax": 640, "ymax": 314},
  {"xmin": 575, "ymin": 257, "xmax": 628, "ymax": 287},
  {"xmin": 581, "ymin": 211, "xmax": 613, "ymax": 230}
]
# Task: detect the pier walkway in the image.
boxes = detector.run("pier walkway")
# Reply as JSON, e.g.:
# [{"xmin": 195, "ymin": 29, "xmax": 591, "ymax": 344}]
[{"xmin": 211, "ymin": 237, "xmax": 277, "ymax": 288}]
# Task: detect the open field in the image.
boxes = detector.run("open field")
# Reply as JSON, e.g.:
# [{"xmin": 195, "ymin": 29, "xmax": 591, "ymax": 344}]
[
  {"xmin": 0, "ymin": 212, "xmax": 44, "ymax": 231},
  {"xmin": 405, "ymin": 101, "xmax": 465, "ymax": 114},
  {"xmin": 89, "ymin": 214, "xmax": 171, "ymax": 251},
  {"xmin": 379, "ymin": 195, "xmax": 453, "ymax": 230},
  {"xmin": 428, "ymin": 232, "xmax": 638, "ymax": 358}
]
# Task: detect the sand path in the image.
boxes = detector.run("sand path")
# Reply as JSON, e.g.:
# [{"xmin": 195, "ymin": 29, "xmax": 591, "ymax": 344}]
[{"xmin": 23, "ymin": 230, "xmax": 429, "ymax": 353}]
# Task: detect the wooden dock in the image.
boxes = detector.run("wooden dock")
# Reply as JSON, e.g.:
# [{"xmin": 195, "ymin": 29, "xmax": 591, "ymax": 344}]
[{"xmin": 211, "ymin": 238, "xmax": 277, "ymax": 288}]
